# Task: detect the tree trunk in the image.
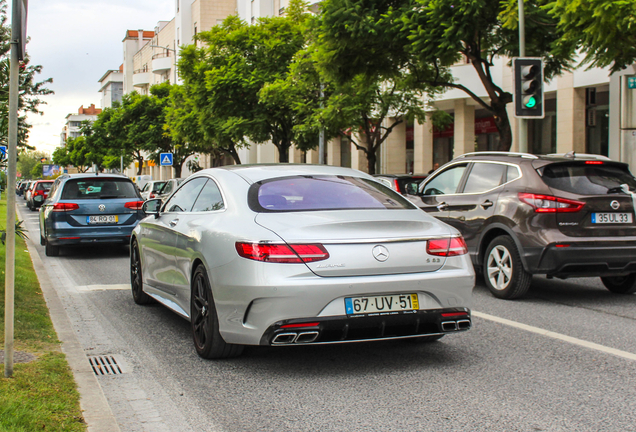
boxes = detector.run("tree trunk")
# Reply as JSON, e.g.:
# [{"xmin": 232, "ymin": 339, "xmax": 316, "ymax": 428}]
[
  {"xmin": 222, "ymin": 145, "xmax": 242, "ymax": 165},
  {"xmin": 492, "ymin": 102, "xmax": 513, "ymax": 151},
  {"xmin": 366, "ymin": 137, "xmax": 377, "ymax": 175},
  {"xmin": 277, "ymin": 141, "xmax": 291, "ymax": 163},
  {"xmin": 174, "ymin": 163, "xmax": 182, "ymax": 178}
]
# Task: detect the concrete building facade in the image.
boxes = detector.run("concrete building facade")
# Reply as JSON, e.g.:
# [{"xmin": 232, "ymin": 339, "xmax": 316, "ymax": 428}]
[
  {"xmin": 60, "ymin": 104, "xmax": 102, "ymax": 145},
  {"xmin": 98, "ymin": 66, "xmax": 124, "ymax": 109}
]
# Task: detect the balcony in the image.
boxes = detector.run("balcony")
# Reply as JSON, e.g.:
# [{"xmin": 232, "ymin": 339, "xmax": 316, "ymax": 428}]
[
  {"xmin": 152, "ymin": 53, "xmax": 173, "ymax": 74},
  {"xmin": 132, "ymin": 68, "xmax": 151, "ymax": 87}
]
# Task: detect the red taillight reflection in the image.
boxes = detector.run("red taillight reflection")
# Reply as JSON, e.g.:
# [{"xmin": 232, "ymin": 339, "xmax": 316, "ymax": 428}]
[
  {"xmin": 281, "ymin": 322, "xmax": 320, "ymax": 329},
  {"xmin": 518, "ymin": 193, "xmax": 585, "ymax": 213},
  {"xmin": 235, "ymin": 242, "xmax": 329, "ymax": 263},
  {"xmin": 441, "ymin": 312, "xmax": 469, "ymax": 318},
  {"xmin": 585, "ymin": 161, "xmax": 604, "ymax": 165},
  {"xmin": 427, "ymin": 237, "xmax": 468, "ymax": 257},
  {"xmin": 52, "ymin": 203, "xmax": 79, "ymax": 212},
  {"xmin": 124, "ymin": 201, "xmax": 145, "ymax": 210}
]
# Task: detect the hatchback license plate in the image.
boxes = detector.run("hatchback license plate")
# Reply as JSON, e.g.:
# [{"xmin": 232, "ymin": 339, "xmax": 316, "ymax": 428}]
[
  {"xmin": 87, "ymin": 215, "xmax": 118, "ymax": 224},
  {"xmin": 345, "ymin": 294, "xmax": 419, "ymax": 315},
  {"xmin": 591, "ymin": 213, "xmax": 633, "ymax": 224}
]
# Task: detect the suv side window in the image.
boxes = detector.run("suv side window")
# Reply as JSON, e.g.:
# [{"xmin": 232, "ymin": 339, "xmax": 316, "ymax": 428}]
[
  {"xmin": 191, "ymin": 179, "xmax": 225, "ymax": 212},
  {"xmin": 462, "ymin": 163, "xmax": 507, "ymax": 194},
  {"xmin": 164, "ymin": 177, "xmax": 207, "ymax": 213},
  {"xmin": 422, "ymin": 164, "xmax": 467, "ymax": 196}
]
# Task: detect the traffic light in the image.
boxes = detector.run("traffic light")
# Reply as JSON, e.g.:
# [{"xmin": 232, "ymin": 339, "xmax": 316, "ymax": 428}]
[{"xmin": 513, "ymin": 57, "xmax": 544, "ymax": 119}]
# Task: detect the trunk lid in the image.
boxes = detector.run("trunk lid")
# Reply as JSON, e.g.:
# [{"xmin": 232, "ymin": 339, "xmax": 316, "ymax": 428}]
[{"xmin": 254, "ymin": 209, "xmax": 453, "ymax": 277}]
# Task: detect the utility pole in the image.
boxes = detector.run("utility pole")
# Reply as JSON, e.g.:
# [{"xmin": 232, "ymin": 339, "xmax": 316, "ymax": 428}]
[
  {"xmin": 517, "ymin": 0, "xmax": 527, "ymax": 153},
  {"xmin": 318, "ymin": 83, "xmax": 325, "ymax": 164},
  {"xmin": 5, "ymin": 0, "xmax": 28, "ymax": 379}
]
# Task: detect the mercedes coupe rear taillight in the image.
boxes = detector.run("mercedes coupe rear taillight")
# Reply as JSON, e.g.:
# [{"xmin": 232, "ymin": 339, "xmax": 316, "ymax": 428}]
[
  {"xmin": 52, "ymin": 203, "xmax": 79, "ymax": 212},
  {"xmin": 235, "ymin": 242, "xmax": 329, "ymax": 263},
  {"xmin": 427, "ymin": 237, "xmax": 468, "ymax": 257},
  {"xmin": 518, "ymin": 193, "xmax": 585, "ymax": 213}
]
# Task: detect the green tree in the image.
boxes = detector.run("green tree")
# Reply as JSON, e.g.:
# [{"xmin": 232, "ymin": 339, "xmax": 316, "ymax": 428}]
[
  {"xmin": 547, "ymin": 0, "xmax": 636, "ymax": 72},
  {"xmin": 16, "ymin": 150, "xmax": 48, "ymax": 179},
  {"xmin": 317, "ymin": 0, "xmax": 575, "ymax": 151},
  {"xmin": 0, "ymin": 0, "xmax": 53, "ymax": 149},
  {"xmin": 30, "ymin": 162, "xmax": 42, "ymax": 178},
  {"xmin": 179, "ymin": 1, "xmax": 316, "ymax": 163}
]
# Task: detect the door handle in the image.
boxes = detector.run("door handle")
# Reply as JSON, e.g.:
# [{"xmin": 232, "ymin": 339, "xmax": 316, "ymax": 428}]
[
  {"xmin": 169, "ymin": 219, "xmax": 179, "ymax": 227},
  {"xmin": 436, "ymin": 202, "xmax": 448, "ymax": 211},
  {"xmin": 481, "ymin": 200, "xmax": 494, "ymax": 209}
]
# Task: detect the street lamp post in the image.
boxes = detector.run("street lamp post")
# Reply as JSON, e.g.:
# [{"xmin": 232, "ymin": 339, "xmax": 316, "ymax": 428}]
[{"xmin": 150, "ymin": 45, "xmax": 177, "ymax": 84}]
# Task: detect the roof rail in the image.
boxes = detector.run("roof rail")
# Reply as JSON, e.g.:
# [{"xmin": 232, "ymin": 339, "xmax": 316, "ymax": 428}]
[
  {"xmin": 456, "ymin": 151, "xmax": 539, "ymax": 159},
  {"xmin": 545, "ymin": 152, "xmax": 611, "ymax": 161}
]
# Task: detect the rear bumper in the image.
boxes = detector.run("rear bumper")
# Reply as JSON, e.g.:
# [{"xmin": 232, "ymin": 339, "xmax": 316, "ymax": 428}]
[
  {"xmin": 530, "ymin": 241, "xmax": 636, "ymax": 278},
  {"xmin": 47, "ymin": 226, "xmax": 136, "ymax": 246},
  {"xmin": 260, "ymin": 308, "xmax": 471, "ymax": 346}
]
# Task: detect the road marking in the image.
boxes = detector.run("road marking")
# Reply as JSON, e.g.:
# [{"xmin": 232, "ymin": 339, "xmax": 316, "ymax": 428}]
[
  {"xmin": 77, "ymin": 284, "xmax": 130, "ymax": 291},
  {"xmin": 473, "ymin": 310, "xmax": 636, "ymax": 362}
]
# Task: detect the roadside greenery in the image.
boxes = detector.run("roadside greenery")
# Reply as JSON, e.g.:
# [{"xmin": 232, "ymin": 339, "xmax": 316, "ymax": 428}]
[{"xmin": 0, "ymin": 196, "xmax": 85, "ymax": 431}]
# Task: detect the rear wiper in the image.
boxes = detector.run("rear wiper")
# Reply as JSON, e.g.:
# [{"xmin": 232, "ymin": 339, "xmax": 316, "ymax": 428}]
[
  {"xmin": 607, "ymin": 186, "xmax": 628, "ymax": 194},
  {"xmin": 100, "ymin": 195, "xmax": 123, "ymax": 199}
]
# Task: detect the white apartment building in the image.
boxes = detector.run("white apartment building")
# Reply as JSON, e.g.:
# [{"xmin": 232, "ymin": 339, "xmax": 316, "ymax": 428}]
[
  {"xmin": 60, "ymin": 104, "xmax": 102, "ymax": 145},
  {"xmin": 117, "ymin": 0, "xmax": 634, "ymax": 177},
  {"xmin": 98, "ymin": 67, "xmax": 124, "ymax": 109}
]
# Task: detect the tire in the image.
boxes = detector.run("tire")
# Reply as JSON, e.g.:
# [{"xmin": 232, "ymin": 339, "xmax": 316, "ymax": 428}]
[
  {"xmin": 45, "ymin": 240, "xmax": 59, "ymax": 257},
  {"xmin": 483, "ymin": 235, "xmax": 531, "ymax": 299},
  {"xmin": 600, "ymin": 275, "xmax": 636, "ymax": 294},
  {"xmin": 191, "ymin": 264, "xmax": 244, "ymax": 359},
  {"xmin": 40, "ymin": 233, "xmax": 45, "ymax": 246},
  {"xmin": 130, "ymin": 240, "xmax": 152, "ymax": 305}
]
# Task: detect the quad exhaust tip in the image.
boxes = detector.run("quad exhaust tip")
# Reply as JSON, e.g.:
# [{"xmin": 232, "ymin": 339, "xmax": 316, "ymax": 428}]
[
  {"xmin": 442, "ymin": 319, "xmax": 471, "ymax": 332},
  {"xmin": 272, "ymin": 331, "xmax": 320, "ymax": 345}
]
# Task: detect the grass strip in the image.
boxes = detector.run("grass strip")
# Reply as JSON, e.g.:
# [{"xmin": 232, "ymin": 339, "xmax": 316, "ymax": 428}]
[{"xmin": 0, "ymin": 194, "xmax": 85, "ymax": 431}]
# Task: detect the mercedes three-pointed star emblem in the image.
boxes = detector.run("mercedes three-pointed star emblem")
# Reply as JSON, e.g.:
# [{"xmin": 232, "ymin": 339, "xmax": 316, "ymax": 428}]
[{"xmin": 372, "ymin": 245, "xmax": 389, "ymax": 262}]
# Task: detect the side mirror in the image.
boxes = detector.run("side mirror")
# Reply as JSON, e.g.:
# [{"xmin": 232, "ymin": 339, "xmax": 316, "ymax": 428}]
[{"xmin": 142, "ymin": 199, "xmax": 162, "ymax": 218}]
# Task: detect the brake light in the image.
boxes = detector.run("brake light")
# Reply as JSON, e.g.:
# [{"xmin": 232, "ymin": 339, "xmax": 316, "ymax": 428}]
[
  {"xmin": 393, "ymin": 179, "xmax": 400, "ymax": 192},
  {"xmin": 281, "ymin": 322, "xmax": 320, "ymax": 329},
  {"xmin": 518, "ymin": 193, "xmax": 585, "ymax": 213},
  {"xmin": 235, "ymin": 242, "xmax": 329, "ymax": 263},
  {"xmin": 52, "ymin": 203, "xmax": 79, "ymax": 212},
  {"xmin": 33, "ymin": 190, "xmax": 43, "ymax": 196},
  {"xmin": 441, "ymin": 312, "xmax": 469, "ymax": 318},
  {"xmin": 585, "ymin": 161, "xmax": 603, "ymax": 165},
  {"xmin": 427, "ymin": 237, "xmax": 468, "ymax": 257},
  {"xmin": 124, "ymin": 201, "xmax": 145, "ymax": 210},
  {"xmin": 149, "ymin": 193, "xmax": 155, "ymax": 199}
]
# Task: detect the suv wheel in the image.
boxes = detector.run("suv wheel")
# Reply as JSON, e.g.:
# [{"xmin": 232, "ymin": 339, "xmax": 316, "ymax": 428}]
[
  {"xmin": 600, "ymin": 275, "xmax": 636, "ymax": 294},
  {"xmin": 45, "ymin": 240, "xmax": 59, "ymax": 257},
  {"xmin": 484, "ymin": 236, "xmax": 531, "ymax": 299}
]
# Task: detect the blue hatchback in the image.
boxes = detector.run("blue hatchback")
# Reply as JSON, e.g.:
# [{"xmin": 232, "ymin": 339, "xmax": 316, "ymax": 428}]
[{"xmin": 39, "ymin": 173, "xmax": 145, "ymax": 256}]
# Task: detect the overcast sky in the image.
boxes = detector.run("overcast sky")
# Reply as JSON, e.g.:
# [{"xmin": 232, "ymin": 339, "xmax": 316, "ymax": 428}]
[{"xmin": 10, "ymin": 0, "xmax": 174, "ymax": 155}]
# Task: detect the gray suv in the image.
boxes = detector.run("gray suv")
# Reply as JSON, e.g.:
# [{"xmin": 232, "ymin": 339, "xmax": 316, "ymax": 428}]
[{"xmin": 407, "ymin": 152, "xmax": 636, "ymax": 299}]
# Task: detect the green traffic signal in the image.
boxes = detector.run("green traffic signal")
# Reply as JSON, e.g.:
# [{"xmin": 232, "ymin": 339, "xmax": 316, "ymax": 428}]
[{"xmin": 524, "ymin": 95, "xmax": 536, "ymax": 109}]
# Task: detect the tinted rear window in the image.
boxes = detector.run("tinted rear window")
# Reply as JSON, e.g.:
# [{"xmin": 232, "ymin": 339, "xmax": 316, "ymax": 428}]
[
  {"xmin": 61, "ymin": 178, "xmax": 140, "ymax": 200},
  {"xmin": 36, "ymin": 182, "xmax": 53, "ymax": 191},
  {"xmin": 251, "ymin": 176, "xmax": 414, "ymax": 211},
  {"xmin": 541, "ymin": 163, "xmax": 636, "ymax": 194}
]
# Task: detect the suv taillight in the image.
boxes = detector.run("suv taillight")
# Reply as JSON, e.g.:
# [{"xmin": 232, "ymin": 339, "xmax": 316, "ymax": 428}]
[
  {"xmin": 52, "ymin": 203, "xmax": 79, "ymax": 212},
  {"xmin": 518, "ymin": 193, "xmax": 585, "ymax": 213},
  {"xmin": 235, "ymin": 242, "xmax": 329, "ymax": 263},
  {"xmin": 427, "ymin": 237, "xmax": 468, "ymax": 257},
  {"xmin": 124, "ymin": 201, "xmax": 145, "ymax": 210}
]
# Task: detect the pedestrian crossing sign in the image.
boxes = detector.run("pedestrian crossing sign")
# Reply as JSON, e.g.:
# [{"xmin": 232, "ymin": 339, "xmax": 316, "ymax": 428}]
[{"xmin": 160, "ymin": 152, "xmax": 173, "ymax": 166}]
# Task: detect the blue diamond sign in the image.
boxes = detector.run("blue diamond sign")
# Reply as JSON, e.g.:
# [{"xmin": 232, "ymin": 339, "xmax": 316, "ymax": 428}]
[
  {"xmin": 629, "ymin": 76, "xmax": 636, "ymax": 89},
  {"xmin": 0, "ymin": 146, "xmax": 6, "ymax": 159},
  {"xmin": 160, "ymin": 152, "xmax": 173, "ymax": 166}
]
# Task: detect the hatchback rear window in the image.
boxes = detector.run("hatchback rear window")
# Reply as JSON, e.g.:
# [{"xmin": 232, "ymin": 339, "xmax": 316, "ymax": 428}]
[
  {"xmin": 251, "ymin": 176, "xmax": 414, "ymax": 211},
  {"xmin": 61, "ymin": 178, "xmax": 140, "ymax": 199},
  {"xmin": 36, "ymin": 182, "xmax": 53, "ymax": 191},
  {"xmin": 541, "ymin": 163, "xmax": 636, "ymax": 194}
]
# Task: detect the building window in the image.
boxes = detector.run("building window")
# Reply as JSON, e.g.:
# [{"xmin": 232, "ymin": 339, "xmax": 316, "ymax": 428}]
[{"xmin": 194, "ymin": 23, "xmax": 197, "ymax": 35}]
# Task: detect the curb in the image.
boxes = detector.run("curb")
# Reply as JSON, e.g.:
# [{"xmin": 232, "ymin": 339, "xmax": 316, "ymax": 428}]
[{"xmin": 22, "ymin": 208, "xmax": 121, "ymax": 432}]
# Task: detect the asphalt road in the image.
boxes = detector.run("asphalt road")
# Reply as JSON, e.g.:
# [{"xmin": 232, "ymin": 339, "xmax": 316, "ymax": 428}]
[{"xmin": 18, "ymin": 201, "xmax": 636, "ymax": 432}]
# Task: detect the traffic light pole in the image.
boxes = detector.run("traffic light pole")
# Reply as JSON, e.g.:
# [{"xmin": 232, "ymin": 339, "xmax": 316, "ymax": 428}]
[{"xmin": 517, "ymin": 0, "xmax": 527, "ymax": 153}]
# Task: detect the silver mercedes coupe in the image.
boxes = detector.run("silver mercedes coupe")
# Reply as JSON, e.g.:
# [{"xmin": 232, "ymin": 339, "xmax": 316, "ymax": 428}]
[{"xmin": 130, "ymin": 164, "xmax": 474, "ymax": 359}]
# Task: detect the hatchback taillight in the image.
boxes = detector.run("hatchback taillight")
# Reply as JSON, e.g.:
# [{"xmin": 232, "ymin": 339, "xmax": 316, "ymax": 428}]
[
  {"xmin": 52, "ymin": 203, "xmax": 79, "ymax": 212},
  {"xmin": 235, "ymin": 242, "xmax": 330, "ymax": 263},
  {"xmin": 33, "ymin": 190, "xmax": 43, "ymax": 196},
  {"xmin": 427, "ymin": 237, "xmax": 468, "ymax": 257},
  {"xmin": 518, "ymin": 193, "xmax": 585, "ymax": 213},
  {"xmin": 124, "ymin": 201, "xmax": 145, "ymax": 210}
]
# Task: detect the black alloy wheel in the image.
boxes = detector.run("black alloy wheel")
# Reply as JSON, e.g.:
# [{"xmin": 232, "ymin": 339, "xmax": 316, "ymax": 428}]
[
  {"xmin": 483, "ymin": 236, "xmax": 532, "ymax": 299},
  {"xmin": 600, "ymin": 275, "xmax": 636, "ymax": 294},
  {"xmin": 44, "ymin": 240, "xmax": 59, "ymax": 257},
  {"xmin": 190, "ymin": 264, "xmax": 244, "ymax": 359},
  {"xmin": 130, "ymin": 240, "xmax": 151, "ymax": 305}
]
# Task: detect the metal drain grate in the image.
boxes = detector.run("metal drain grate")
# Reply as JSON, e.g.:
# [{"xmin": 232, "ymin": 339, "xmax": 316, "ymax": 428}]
[{"xmin": 88, "ymin": 355, "xmax": 123, "ymax": 376}]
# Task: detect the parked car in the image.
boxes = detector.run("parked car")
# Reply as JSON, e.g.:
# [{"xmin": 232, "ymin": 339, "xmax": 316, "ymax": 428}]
[
  {"xmin": 39, "ymin": 173, "xmax": 145, "ymax": 257},
  {"xmin": 154, "ymin": 178, "xmax": 184, "ymax": 202},
  {"xmin": 27, "ymin": 180, "xmax": 54, "ymax": 211},
  {"xmin": 23, "ymin": 181, "xmax": 34, "ymax": 201},
  {"xmin": 374, "ymin": 174, "xmax": 428, "ymax": 195},
  {"xmin": 406, "ymin": 151, "xmax": 636, "ymax": 299},
  {"xmin": 139, "ymin": 180, "xmax": 167, "ymax": 201},
  {"xmin": 131, "ymin": 164, "xmax": 474, "ymax": 359}
]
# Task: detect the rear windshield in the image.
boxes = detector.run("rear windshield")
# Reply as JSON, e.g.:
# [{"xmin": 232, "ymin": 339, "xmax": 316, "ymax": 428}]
[
  {"xmin": 152, "ymin": 181, "xmax": 167, "ymax": 193},
  {"xmin": 541, "ymin": 163, "xmax": 636, "ymax": 194},
  {"xmin": 250, "ymin": 175, "xmax": 415, "ymax": 212},
  {"xmin": 36, "ymin": 182, "xmax": 53, "ymax": 191},
  {"xmin": 61, "ymin": 178, "xmax": 140, "ymax": 200}
]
